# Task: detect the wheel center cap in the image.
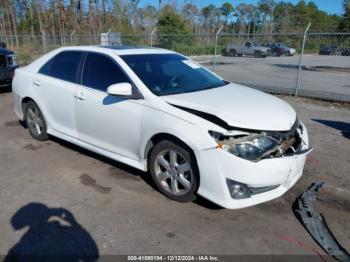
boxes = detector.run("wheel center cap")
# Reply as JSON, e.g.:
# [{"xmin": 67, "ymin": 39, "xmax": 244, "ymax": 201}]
[{"xmin": 170, "ymin": 169, "xmax": 177, "ymax": 177}]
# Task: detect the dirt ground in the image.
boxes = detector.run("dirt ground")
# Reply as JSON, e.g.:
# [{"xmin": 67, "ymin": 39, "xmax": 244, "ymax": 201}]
[{"xmin": 0, "ymin": 90, "xmax": 349, "ymax": 258}]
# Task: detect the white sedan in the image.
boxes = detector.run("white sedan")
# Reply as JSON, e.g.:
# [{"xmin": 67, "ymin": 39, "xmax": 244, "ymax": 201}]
[{"xmin": 12, "ymin": 46, "xmax": 312, "ymax": 209}]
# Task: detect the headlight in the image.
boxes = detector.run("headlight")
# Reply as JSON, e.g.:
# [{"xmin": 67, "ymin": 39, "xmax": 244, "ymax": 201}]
[
  {"xmin": 210, "ymin": 132, "xmax": 280, "ymax": 162},
  {"xmin": 12, "ymin": 55, "xmax": 17, "ymax": 66},
  {"xmin": 7, "ymin": 54, "xmax": 17, "ymax": 66}
]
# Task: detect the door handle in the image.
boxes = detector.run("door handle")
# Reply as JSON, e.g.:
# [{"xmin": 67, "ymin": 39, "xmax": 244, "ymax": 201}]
[
  {"xmin": 74, "ymin": 92, "xmax": 86, "ymax": 101},
  {"xmin": 33, "ymin": 80, "xmax": 40, "ymax": 87}
]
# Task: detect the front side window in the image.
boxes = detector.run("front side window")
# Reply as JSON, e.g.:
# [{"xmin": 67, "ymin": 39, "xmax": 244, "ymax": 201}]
[
  {"xmin": 120, "ymin": 54, "xmax": 227, "ymax": 96},
  {"xmin": 39, "ymin": 51, "xmax": 84, "ymax": 83},
  {"xmin": 82, "ymin": 53, "xmax": 129, "ymax": 92}
]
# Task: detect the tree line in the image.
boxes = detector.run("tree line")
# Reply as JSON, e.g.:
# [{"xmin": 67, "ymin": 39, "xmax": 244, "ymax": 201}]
[{"xmin": 0, "ymin": 0, "xmax": 349, "ymax": 48}]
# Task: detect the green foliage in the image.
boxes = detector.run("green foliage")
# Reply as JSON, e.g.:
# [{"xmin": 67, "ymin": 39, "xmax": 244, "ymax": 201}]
[
  {"xmin": 171, "ymin": 43, "xmax": 214, "ymax": 56},
  {"xmin": 157, "ymin": 5, "xmax": 192, "ymax": 49},
  {"xmin": 339, "ymin": 0, "xmax": 350, "ymax": 31},
  {"xmin": 201, "ymin": 4, "xmax": 217, "ymax": 29},
  {"xmin": 1, "ymin": 0, "xmax": 348, "ymax": 57},
  {"xmin": 221, "ymin": 2, "xmax": 234, "ymax": 24},
  {"xmin": 16, "ymin": 50, "xmax": 32, "ymax": 65},
  {"xmin": 157, "ymin": 5, "xmax": 189, "ymax": 35}
]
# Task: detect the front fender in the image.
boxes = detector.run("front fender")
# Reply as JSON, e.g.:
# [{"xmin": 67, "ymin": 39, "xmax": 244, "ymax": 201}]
[{"xmin": 139, "ymin": 105, "xmax": 217, "ymax": 164}]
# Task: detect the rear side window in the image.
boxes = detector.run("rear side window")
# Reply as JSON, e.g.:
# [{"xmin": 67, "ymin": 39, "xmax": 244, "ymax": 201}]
[
  {"xmin": 39, "ymin": 51, "xmax": 84, "ymax": 83},
  {"xmin": 39, "ymin": 59, "xmax": 52, "ymax": 75},
  {"xmin": 82, "ymin": 53, "xmax": 129, "ymax": 92}
]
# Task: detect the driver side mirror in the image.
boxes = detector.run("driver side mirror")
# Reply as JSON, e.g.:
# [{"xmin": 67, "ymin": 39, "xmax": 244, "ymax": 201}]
[
  {"xmin": 107, "ymin": 83, "xmax": 133, "ymax": 96},
  {"xmin": 106, "ymin": 82, "xmax": 143, "ymax": 100}
]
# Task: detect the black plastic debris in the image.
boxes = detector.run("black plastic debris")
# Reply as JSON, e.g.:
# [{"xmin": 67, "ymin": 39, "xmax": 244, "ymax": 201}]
[{"xmin": 294, "ymin": 182, "xmax": 350, "ymax": 262}]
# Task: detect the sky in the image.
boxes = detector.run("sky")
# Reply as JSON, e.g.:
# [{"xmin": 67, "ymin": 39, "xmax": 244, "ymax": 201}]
[{"xmin": 140, "ymin": 0, "xmax": 344, "ymax": 15}]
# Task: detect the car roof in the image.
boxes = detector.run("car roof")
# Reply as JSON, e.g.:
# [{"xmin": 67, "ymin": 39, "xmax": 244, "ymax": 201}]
[
  {"xmin": 55, "ymin": 45, "xmax": 176, "ymax": 55},
  {"xmin": 22, "ymin": 45, "xmax": 178, "ymax": 73}
]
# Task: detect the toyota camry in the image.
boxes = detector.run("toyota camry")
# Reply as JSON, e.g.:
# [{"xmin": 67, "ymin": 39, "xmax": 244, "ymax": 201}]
[{"xmin": 12, "ymin": 46, "xmax": 312, "ymax": 209}]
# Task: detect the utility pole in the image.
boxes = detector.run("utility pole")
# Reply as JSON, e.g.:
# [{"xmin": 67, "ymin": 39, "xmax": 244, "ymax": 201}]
[
  {"xmin": 213, "ymin": 25, "xmax": 224, "ymax": 72},
  {"xmin": 295, "ymin": 22, "xmax": 311, "ymax": 97},
  {"xmin": 150, "ymin": 28, "xmax": 156, "ymax": 47}
]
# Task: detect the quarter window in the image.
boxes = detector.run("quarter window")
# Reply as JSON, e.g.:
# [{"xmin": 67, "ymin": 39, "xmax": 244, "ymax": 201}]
[
  {"xmin": 39, "ymin": 51, "xmax": 84, "ymax": 83},
  {"xmin": 82, "ymin": 53, "xmax": 129, "ymax": 92}
]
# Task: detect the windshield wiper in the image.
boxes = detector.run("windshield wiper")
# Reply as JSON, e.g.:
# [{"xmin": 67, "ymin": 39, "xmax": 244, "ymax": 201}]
[
  {"xmin": 159, "ymin": 81, "xmax": 229, "ymax": 96},
  {"xmin": 201, "ymin": 81, "xmax": 229, "ymax": 91}
]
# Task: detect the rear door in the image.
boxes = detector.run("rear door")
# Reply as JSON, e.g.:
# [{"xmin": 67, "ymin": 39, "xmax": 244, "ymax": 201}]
[{"xmin": 35, "ymin": 51, "xmax": 85, "ymax": 138}]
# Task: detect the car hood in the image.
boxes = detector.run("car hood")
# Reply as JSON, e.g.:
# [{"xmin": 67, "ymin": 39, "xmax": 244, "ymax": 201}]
[
  {"xmin": 0, "ymin": 48, "xmax": 14, "ymax": 55},
  {"xmin": 163, "ymin": 83, "xmax": 297, "ymax": 131}
]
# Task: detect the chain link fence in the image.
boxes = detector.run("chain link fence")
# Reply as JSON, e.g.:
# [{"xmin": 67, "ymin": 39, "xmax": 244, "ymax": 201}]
[{"xmin": 1, "ymin": 31, "xmax": 349, "ymax": 102}]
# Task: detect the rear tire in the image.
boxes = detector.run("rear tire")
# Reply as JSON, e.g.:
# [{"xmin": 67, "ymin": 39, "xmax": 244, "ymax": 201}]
[
  {"xmin": 24, "ymin": 101, "xmax": 49, "ymax": 141},
  {"xmin": 149, "ymin": 140, "xmax": 199, "ymax": 203},
  {"xmin": 254, "ymin": 51, "xmax": 261, "ymax": 58}
]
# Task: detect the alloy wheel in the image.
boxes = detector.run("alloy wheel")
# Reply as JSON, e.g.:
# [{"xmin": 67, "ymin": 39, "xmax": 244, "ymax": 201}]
[
  {"xmin": 26, "ymin": 106, "xmax": 44, "ymax": 137},
  {"xmin": 153, "ymin": 149, "xmax": 193, "ymax": 196}
]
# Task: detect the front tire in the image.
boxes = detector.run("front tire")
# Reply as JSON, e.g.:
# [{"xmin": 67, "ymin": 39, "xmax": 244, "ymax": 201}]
[
  {"xmin": 149, "ymin": 140, "xmax": 199, "ymax": 203},
  {"xmin": 24, "ymin": 101, "xmax": 49, "ymax": 141}
]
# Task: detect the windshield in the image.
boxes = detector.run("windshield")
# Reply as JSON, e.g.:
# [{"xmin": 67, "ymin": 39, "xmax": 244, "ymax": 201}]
[{"xmin": 120, "ymin": 54, "xmax": 227, "ymax": 96}]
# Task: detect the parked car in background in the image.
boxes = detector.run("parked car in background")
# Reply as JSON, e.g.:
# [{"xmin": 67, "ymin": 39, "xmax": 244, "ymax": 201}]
[
  {"xmin": 0, "ymin": 42, "xmax": 6, "ymax": 48},
  {"xmin": 263, "ymin": 43, "xmax": 285, "ymax": 56},
  {"xmin": 341, "ymin": 47, "xmax": 350, "ymax": 56},
  {"xmin": 319, "ymin": 45, "xmax": 340, "ymax": 55},
  {"xmin": 276, "ymin": 43, "xmax": 296, "ymax": 56},
  {"xmin": 12, "ymin": 46, "xmax": 312, "ymax": 209},
  {"xmin": 224, "ymin": 41, "xmax": 271, "ymax": 58},
  {"xmin": 0, "ymin": 44, "xmax": 18, "ymax": 87}
]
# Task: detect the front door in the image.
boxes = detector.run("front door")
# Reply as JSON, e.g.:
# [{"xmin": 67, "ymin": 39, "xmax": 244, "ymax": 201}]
[{"xmin": 74, "ymin": 52, "xmax": 143, "ymax": 161}]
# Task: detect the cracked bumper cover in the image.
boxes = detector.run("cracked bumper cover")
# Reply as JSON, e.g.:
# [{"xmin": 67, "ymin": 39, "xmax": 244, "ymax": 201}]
[
  {"xmin": 295, "ymin": 182, "xmax": 350, "ymax": 261},
  {"xmin": 196, "ymin": 125, "xmax": 311, "ymax": 209}
]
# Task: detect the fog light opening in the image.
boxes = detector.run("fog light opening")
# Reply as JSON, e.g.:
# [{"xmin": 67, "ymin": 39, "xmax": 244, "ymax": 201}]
[
  {"xmin": 226, "ymin": 179, "xmax": 251, "ymax": 199},
  {"xmin": 226, "ymin": 179, "xmax": 280, "ymax": 200}
]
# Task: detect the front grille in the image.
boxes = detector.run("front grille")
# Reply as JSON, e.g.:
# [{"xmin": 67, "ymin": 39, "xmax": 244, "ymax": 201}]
[
  {"xmin": 6, "ymin": 56, "xmax": 13, "ymax": 66},
  {"xmin": 266, "ymin": 119, "xmax": 299, "ymax": 142},
  {"xmin": 0, "ymin": 55, "xmax": 7, "ymax": 69},
  {"xmin": 263, "ymin": 120, "xmax": 303, "ymax": 159}
]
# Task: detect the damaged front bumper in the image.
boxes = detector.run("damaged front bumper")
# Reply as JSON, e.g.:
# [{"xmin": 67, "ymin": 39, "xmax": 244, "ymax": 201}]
[
  {"xmin": 196, "ymin": 121, "xmax": 311, "ymax": 209},
  {"xmin": 295, "ymin": 182, "xmax": 350, "ymax": 261}
]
